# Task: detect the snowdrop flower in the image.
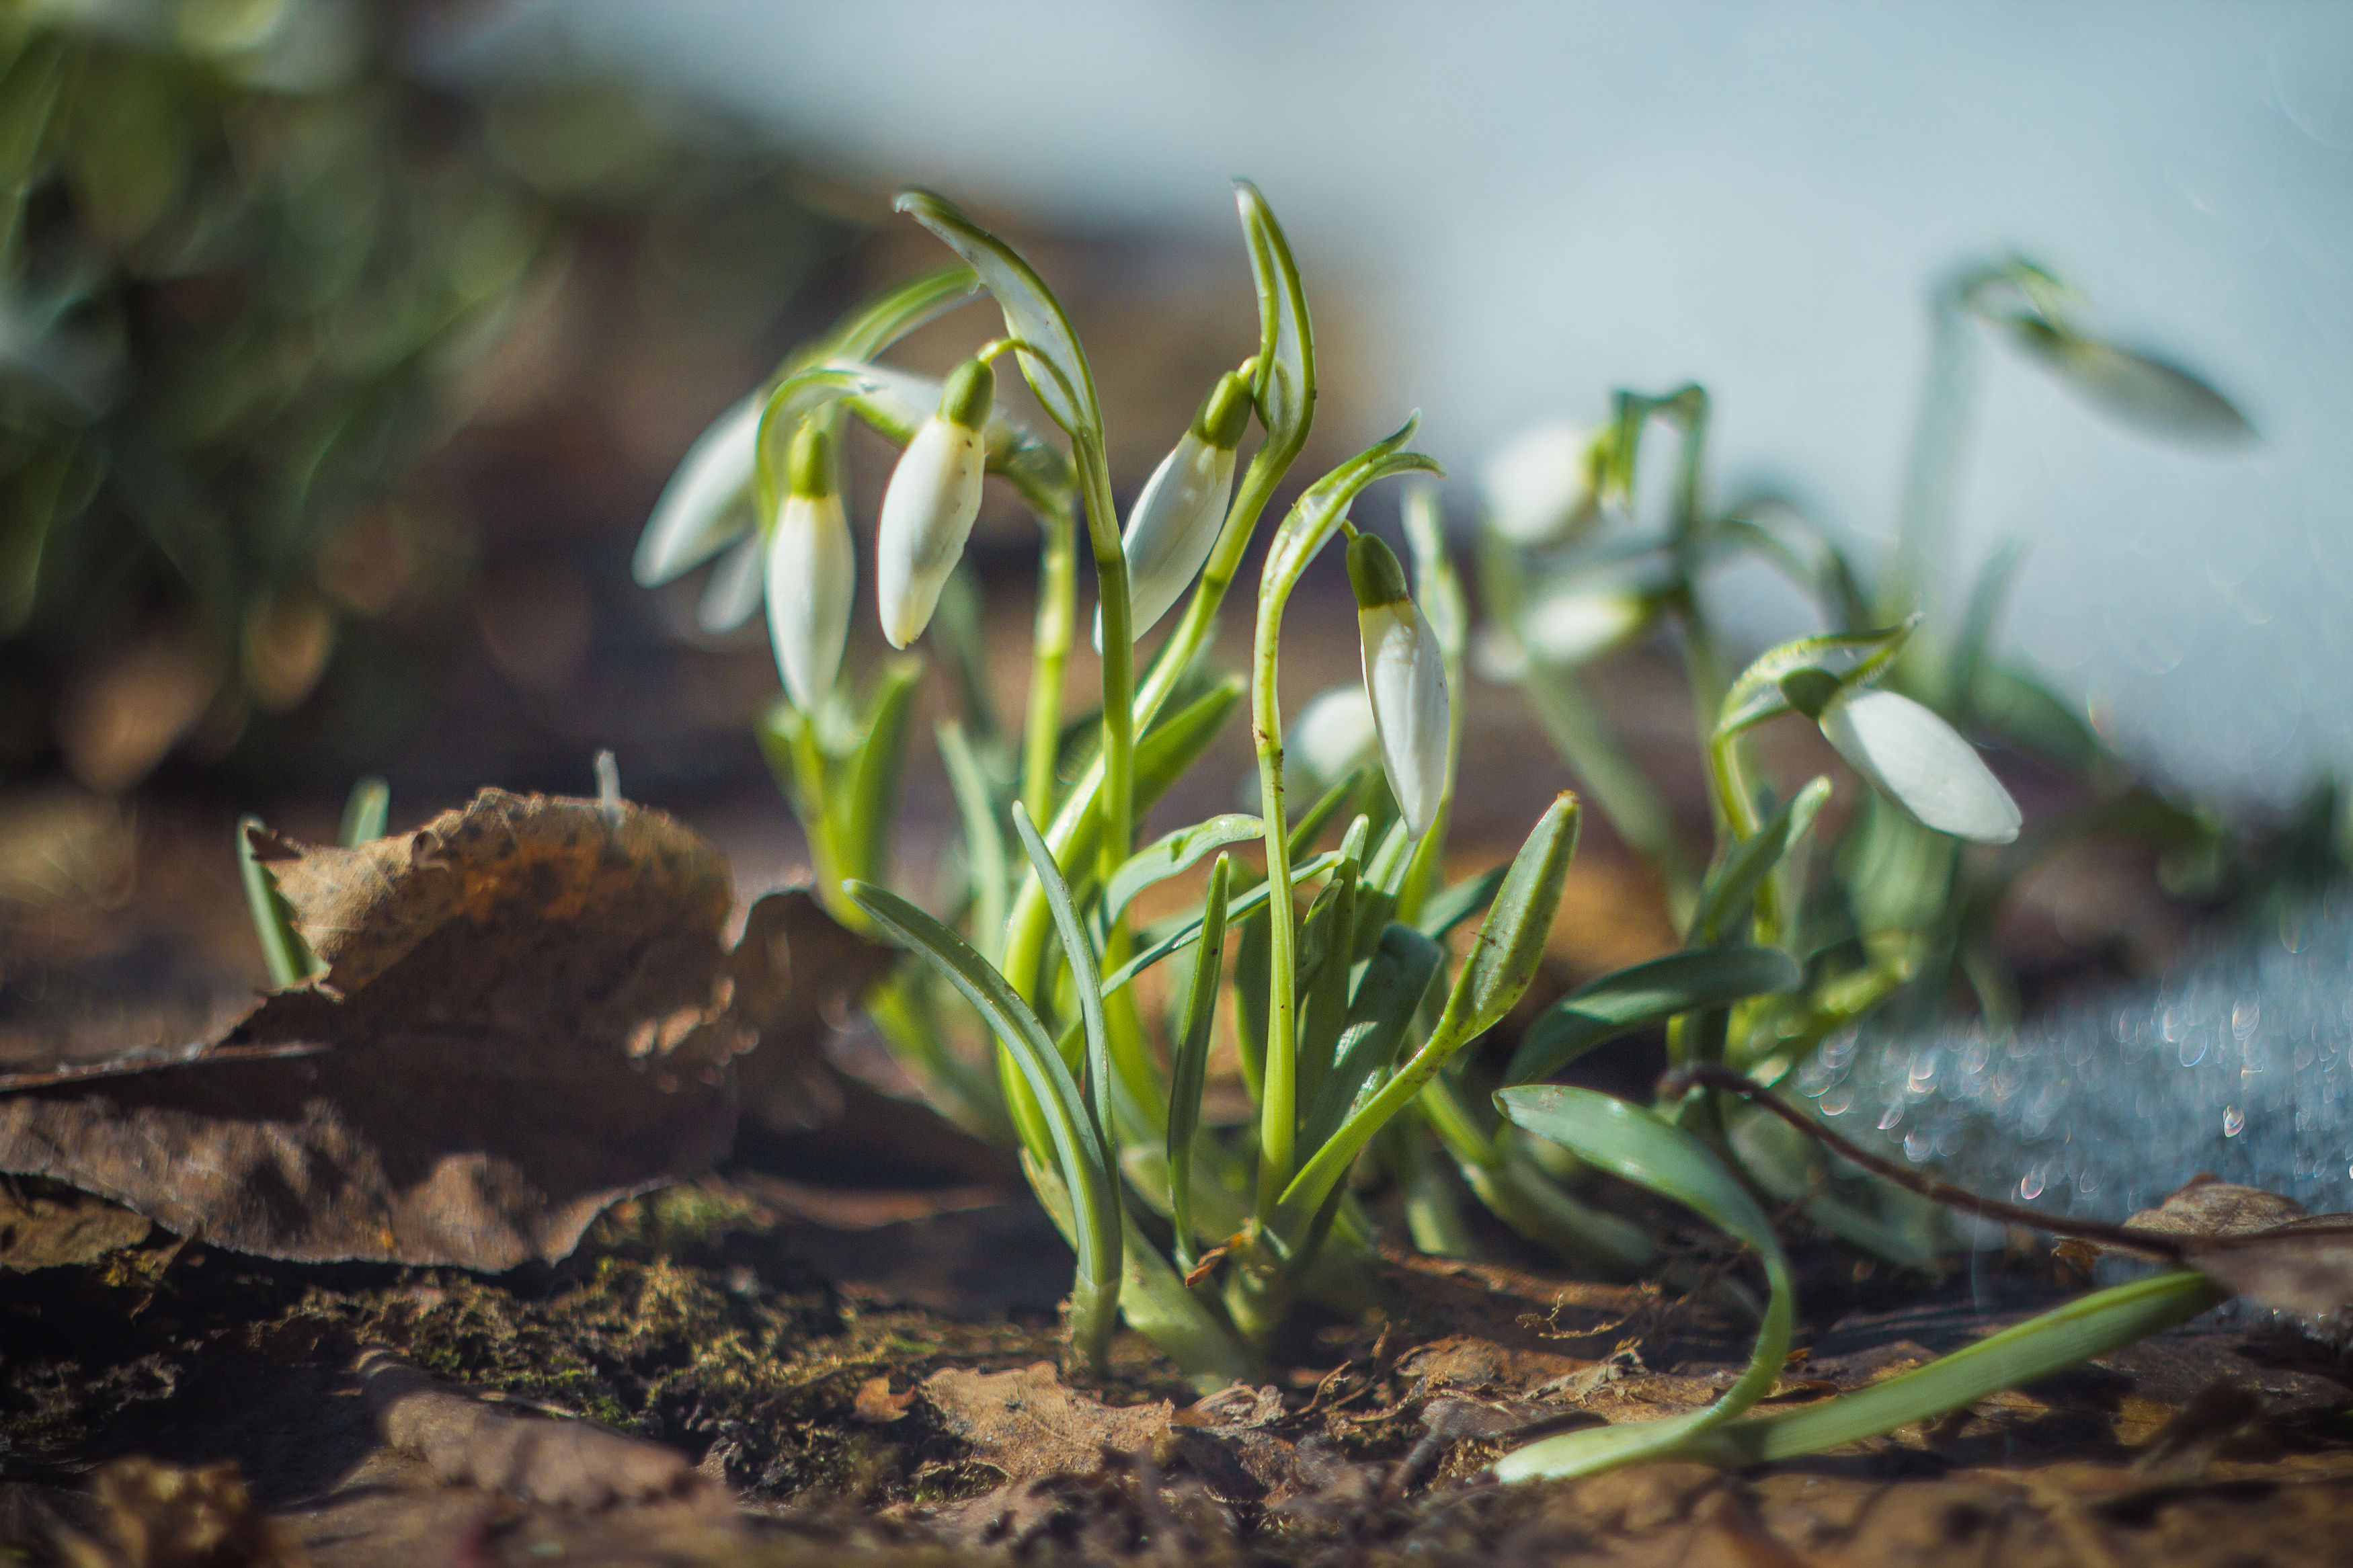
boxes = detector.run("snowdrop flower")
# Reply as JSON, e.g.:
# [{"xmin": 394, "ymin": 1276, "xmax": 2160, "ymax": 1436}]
[
  {"xmin": 1479, "ymin": 420, "xmax": 1607, "ymax": 548},
  {"xmin": 633, "ymin": 395, "xmax": 762, "ymax": 587},
  {"xmin": 1348, "ymin": 533, "xmax": 1451, "ymax": 839},
  {"xmin": 1287, "ymin": 684, "xmax": 1379, "ymax": 790},
  {"xmin": 766, "ymin": 423, "xmax": 854, "ymax": 711},
  {"xmin": 1817, "ymin": 686, "xmax": 2022, "ymax": 844},
  {"xmin": 1096, "ymin": 370, "xmax": 1252, "ymax": 649},
  {"xmin": 876, "ymin": 358, "xmax": 992, "ymax": 649},
  {"xmin": 1521, "ymin": 587, "xmax": 1652, "ymax": 667}
]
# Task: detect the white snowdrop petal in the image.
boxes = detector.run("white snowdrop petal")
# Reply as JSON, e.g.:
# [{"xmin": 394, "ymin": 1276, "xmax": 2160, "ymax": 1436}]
[
  {"xmin": 875, "ymin": 417, "xmax": 986, "ymax": 649},
  {"xmin": 1521, "ymin": 589, "xmax": 1648, "ymax": 666},
  {"xmin": 1821, "ymin": 688, "xmax": 2022, "ymax": 844},
  {"xmin": 1100, "ymin": 434, "xmax": 1237, "ymax": 650},
  {"xmin": 633, "ymin": 395, "xmax": 762, "ymax": 586},
  {"xmin": 1288, "ymin": 684, "xmax": 1380, "ymax": 787},
  {"xmin": 696, "ymin": 532, "xmax": 766, "ymax": 634},
  {"xmin": 767, "ymin": 490, "xmax": 854, "ymax": 710},
  {"xmin": 1361, "ymin": 602, "xmax": 1452, "ymax": 839},
  {"xmin": 1479, "ymin": 421, "xmax": 1600, "ymax": 548}
]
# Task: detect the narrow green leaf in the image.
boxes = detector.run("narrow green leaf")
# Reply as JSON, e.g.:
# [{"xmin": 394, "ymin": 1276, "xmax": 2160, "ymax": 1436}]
[
  {"xmin": 895, "ymin": 188, "xmax": 1101, "ymax": 440},
  {"xmin": 338, "ymin": 777, "xmax": 389, "ymax": 848},
  {"xmin": 1691, "ymin": 777, "xmax": 1832, "ymax": 945},
  {"xmin": 1437, "ymin": 793, "xmax": 1581, "ymax": 1044},
  {"xmin": 1509, "ymin": 947, "xmax": 1804, "ymax": 1085},
  {"xmin": 1414, "ymin": 864, "xmax": 1507, "ymax": 941},
  {"xmin": 1675, "ymin": 1270, "xmax": 2222, "ymax": 1469},
  {"xmin": 1106, "ymin": 849, "xmax": 1344, "ymax": 999},
  {"xmin": 844, "ymin": 657, "xmax": 923, "ymax": 886},
  {"xmin": 939, "ymin": 721, "xmax": 1008, "ymax": 962},
  {"xmin": 1302, "ymin": 923, "xmax": 1444, "ymax": 1153},
  {"xmin": 817, "ymin": 264, "xmax": 980, "ymax": 364},
  {"xmin": 237, "ymin": 817, "xmax": 317, "ymax": 990},
  {"xmin": 1285, "ymin": 766, "xmax": 1369, "ymax": 858},
  {"xmin": 1168, "ymin": 854, "xmax": 1232, "ymax": 1270},
  {"xmin": 1273, "ymin": 794, "xmax": 1581, "ymax": 1235},
  {"xmin": 1492, "ymin": 1085, "xmax": 1795, "ymax": 1481},
  {"xmin": 1135, "ymin": 677, "xmax": 1244, "ymax": 813},
  {"xmin": 844, "ymin": 881, "xmax": 1120, "ymax": 1348},
  {"xmin": 1293, "ymin": 856, "xmax": 1358, "ymax": 1116},
  {"xmin": 1235, "ymin": 179, "xmax": 1314, "ymax": 468},
  {"xmin": 2005, "ymin": 318, "xmax": 2253, "ymax": 443},
  {"xmin": 1105, "ymin": 815, "xmax": 1263, "ymax": 927},
  {"xmin": 1011, "ymin": 801, "xmax": 1113, "ymax": 1152},
  {"xmin": 1716, "ymin": 620, "xmax": 1917, "ymax": 743}
]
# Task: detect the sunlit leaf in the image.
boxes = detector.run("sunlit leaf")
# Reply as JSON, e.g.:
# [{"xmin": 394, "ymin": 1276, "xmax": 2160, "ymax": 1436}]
[
  {"xmin": 1492, "ymin": 1085, "xmax": 1794, "ymax": 1481},
  {"xmin": 843, "ymin": 657, "xmax": 924, "ymax": 885},
  {"xmin": 1235, "ymin": 179, "xmax": 1313, "ymax": 467},
  {"xmin": 1166, "ymin": 854, "xmax": 1231, "ymax": 1270},
  {"xmin": 1414, "ymin": 864, "xmax": 1506, "ymax": 941},
  {"xmin": 1671, "ymin": 1270, "xmax": 2221, "ymax": 1469},
  {"xmin": 1507, "ymin": 947, "xmax": 1804, "ymax": 1084},
  {"xmin": 1012, "ymin": 801, "xmax": 1113, "ymax": 1150},
  {"xmin": 815, "ymin": 264, "xmax": 980, "ymax": 364},
  {"xmin": 1273, "ymin": 794, "xmax": 1580, "ymax": 1237},
  {"xmin": 1104, "ymin": 814, "xmax": 1263, "ymax": 927},
  {"xmin": 939, "ymin": 720, "xmax": 1008, "ymax": 961},
  {"xmin": 844, "ymin": 882, "xmax": 1120, "ymax": 1352},
  {"xmin": 1263, "ymin": 417, "xmax": 1442, "ymax": 591},
  {"xmin": 896, "ymin": 188, "xmax": 1101, "ymax": 440},
  {"xmin": 1301, "ymin": 923, "xmax": 1444, "ymax": 1153},
  {"xmin": 1690, "ymin": 777, "xmax": 1831, "ymax": 944}
]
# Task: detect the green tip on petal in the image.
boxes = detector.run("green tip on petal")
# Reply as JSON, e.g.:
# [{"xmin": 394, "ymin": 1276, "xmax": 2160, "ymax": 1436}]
[
  {"xmin": 1776, "ymin": 666, "xmax": 1841, "ymax": 720},
  {"xmin": 939, "ymin": 358, "xmax": 995, "ymax": 430},
  {"xmin": 785, "ymin": 422, "xmax": 834, "ymax": 499},
  {"xmin": 1346, "ymin": 532, "xmax": 1411, "ymax": 610},
  {"xmin": 1193, "ymin": 371, "xmax": 1254, "ymax": 451}
]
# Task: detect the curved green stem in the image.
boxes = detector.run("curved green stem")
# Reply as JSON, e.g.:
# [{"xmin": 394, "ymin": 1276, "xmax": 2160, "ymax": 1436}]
[
  {"xmin": 1076, "ymin": 431, "xmax": 1135, "ymax": 889},
  {"xmin": 1250, "ymin": 578, "xmax": 1302, "ymax": 1214},
  {"xmin": 1023, "ymin": 499, "xmax": 1077, "ymax": 825}
]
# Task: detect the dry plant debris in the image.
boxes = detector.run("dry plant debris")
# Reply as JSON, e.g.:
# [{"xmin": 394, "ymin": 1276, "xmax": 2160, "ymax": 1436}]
[{"xmin": 0, "ymin": 790, "xmax": 885, "ymax": 1270}]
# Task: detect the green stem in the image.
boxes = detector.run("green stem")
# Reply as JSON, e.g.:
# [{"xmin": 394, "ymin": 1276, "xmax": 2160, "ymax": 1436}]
[
  {"xmin": 1023, "ymin": 499, "xmax": 1077, "ymax": 827},
  {"xmin": 998, "ymin": 438, "xmax": 1294, "ymax": 1005},
  {"xmin": 1250, "ymin": 577, "xmax": 1300, "ymax": 1214},
  {"xmin": 1074, "ymin": 431, "xmax": 1135, "ymax": 890}
]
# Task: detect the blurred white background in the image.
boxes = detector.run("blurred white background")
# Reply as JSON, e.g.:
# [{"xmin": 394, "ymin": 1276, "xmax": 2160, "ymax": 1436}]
[{"xmin": 473, "ymin": 0, "xmax": 2353, "ymax": 809}]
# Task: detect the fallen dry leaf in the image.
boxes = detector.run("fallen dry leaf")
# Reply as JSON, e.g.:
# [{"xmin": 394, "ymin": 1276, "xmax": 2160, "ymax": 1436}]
[
  {"xmin": 1, "ymin": 1180, "xmax": 150, "ymax": 1270},
  {"xmin": 0, "ymin": 791, "xmax": 881, "ymax": 1270},
  {"xmin": 357, "ymin": 1350, "xmax": 696, "ymax": 1509},
  {"xmin": 852, "ymin": 1376, "xmax": 914, "ymax": 1423},
  {"xmin": 2123, "ymin": 1175, "xmax": 2311, "ymax": 1240},
  {"xmin": 920, "ymin": 1362, "xmax": 1174, "ymax": 1481}
]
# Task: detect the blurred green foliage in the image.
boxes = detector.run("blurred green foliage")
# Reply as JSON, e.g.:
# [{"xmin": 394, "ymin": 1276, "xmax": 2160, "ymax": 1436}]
[{"xmin": 0, "ymin": 0, "xmax": 840, "ymax": 790}]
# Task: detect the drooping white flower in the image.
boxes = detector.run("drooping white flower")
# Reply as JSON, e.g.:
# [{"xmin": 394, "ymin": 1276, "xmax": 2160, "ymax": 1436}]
[
  {"xmin": 1096, "ymin": 370, "xmax": 1251, "ymax": 649},
  {"xmin": 1349, "ymin": 533, "xmax": 1451, "ymax": 839},
  {"xmin": 875, "ymin": 358, "xmax": 992, "ymax": 649},
  {"xmin": 1521, "ymin": 587, "xmax": 1652, "ymax": 667},
  {"xmin": 696, "ymin": 534, "xmax": 766, "ymax": 633},
  {"xmin": 1819, "ymin": 687, "xmax": 2022, "ymax": 844},
  {"xmin": 1478, "ymin": 420, "xmax": 1606, "ymax": 548},
  {"xmin": 1287, "ymin": 684, "xmax": 1380, "ymax": 789},
  {"xmin": 633, "ymin": 394, "xmax": 762, "ymax": 587},
  {"xmin": 766, "ymin": 423, "xmax": 854, "ymax": 710}
]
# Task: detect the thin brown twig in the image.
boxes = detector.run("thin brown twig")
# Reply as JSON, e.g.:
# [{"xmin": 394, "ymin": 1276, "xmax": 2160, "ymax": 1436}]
[{"xmin": 1660, "ymin": 1063, "xmax": 2188, "ymax": 1262}]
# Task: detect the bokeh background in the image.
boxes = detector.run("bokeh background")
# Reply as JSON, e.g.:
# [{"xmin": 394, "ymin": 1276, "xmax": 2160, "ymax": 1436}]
[{"xmin": 3, "ymin": 0, "xmax": 2348, "ymax": 995}]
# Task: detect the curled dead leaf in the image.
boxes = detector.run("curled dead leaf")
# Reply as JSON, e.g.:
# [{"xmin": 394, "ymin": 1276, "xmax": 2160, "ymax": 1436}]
[{"xmin": 0, "ymin": 791, "xmax": 883, "ymax": 1270}]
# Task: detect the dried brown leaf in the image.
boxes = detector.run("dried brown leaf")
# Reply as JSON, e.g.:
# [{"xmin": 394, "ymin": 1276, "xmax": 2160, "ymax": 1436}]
[
  {"xmin": 920, "ymin": 1362, "xmax": 1174, "ymax": 1481},
  {"xmin": 0, "ymin": 792, "xmax": 877, "ymax": 1270},
  {"xmin": 0, "ymin": 1180, "xmax": 151, "ymax": 1270}
]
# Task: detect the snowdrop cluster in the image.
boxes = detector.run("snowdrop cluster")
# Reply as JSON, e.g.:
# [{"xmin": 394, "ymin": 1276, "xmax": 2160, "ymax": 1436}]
[{"xmin": 621, "ymin": 192, "xmax": 2233, "ymax": 1419}]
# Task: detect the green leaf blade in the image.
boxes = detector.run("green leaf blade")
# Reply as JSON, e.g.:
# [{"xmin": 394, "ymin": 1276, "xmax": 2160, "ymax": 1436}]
[
  {"xmin": 1508, "ymin": 946, "xmax": 1804, "ymax": 1085},
  {"xmin": 1105, "ymin": 814, "xmax": 1263, "ymax": 927}
]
